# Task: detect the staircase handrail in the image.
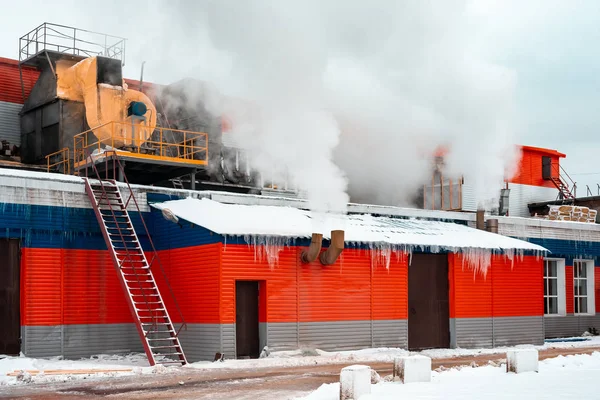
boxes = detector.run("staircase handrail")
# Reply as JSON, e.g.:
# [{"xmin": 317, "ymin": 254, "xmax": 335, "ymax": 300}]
[{"xmin": 85, "ymin": 149, "xmax": 187, "ymax": 336}]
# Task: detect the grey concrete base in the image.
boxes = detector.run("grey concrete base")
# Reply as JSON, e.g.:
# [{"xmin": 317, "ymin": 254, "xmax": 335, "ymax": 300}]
[{"xmin": 544, "ymin": 314, "xmax": 600, "ymax": 339}]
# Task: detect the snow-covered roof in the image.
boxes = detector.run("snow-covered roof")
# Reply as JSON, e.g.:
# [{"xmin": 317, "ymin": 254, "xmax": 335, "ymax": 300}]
[{"xmin": 152, "ymin": 197, "xmax": 547, "ymax": 254}]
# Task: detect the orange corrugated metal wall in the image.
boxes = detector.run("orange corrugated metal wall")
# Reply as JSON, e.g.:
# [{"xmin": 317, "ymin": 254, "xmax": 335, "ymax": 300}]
[
  {"xmin": 449, "ymin": 254, "xmax": 543, "ymax": 318},
  {"xmin": 153, "ymin": 244, "xmax": 222, "ymax": 324},
  {"xmin": 21, "ymin": 248, "xmax": 132, "ymax": 326},
  {"xmin": 509, "ymin": 149, "xmax": 560, "ymax": 188},
  {"xmin": 0, "ymin": 58, "xmax": 39, "ymax": 104}
]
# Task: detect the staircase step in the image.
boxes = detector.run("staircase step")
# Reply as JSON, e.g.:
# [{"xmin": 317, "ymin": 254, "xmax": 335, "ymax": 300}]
[{"xmin": 148, "ymin": 337, "xmax": 178, "ymax": 342}]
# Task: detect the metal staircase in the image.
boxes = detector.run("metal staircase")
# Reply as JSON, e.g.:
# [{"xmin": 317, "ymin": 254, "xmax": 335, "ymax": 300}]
[
  {"xmin": 82, "ymin": 151, "xmax": 187, "ymax": 366},
  {"xmin": 550, "ymin": 163, "xmax": 576, "ymax": 200}
]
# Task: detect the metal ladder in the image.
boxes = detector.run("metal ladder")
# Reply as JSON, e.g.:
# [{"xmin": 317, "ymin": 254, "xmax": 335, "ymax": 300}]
[{"xmin": 83, "ymin": 177, "xmax": 187, "ymax": 366}]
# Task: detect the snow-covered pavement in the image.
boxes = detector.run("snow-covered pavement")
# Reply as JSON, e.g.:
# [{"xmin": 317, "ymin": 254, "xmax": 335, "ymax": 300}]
[{"xmin": 302, "ymin": 351, "xmax": 600, "ymax": 400}]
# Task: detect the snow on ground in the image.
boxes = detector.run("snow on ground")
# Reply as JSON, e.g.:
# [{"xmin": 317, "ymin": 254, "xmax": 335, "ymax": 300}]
[
  {"xmin": 301, "ymin": 351, "xmax": 600, "ymax": 400},
  {"xmin": 186, "ymin": 336, "xmax": 600, "ymax": 371},
  {"xmin": 0, "ymin": 353, "xmax": 165, "ymax": 386},
  {"xmin": 2, "ymin": 336, "xmax": 599, "ymax": 386}
]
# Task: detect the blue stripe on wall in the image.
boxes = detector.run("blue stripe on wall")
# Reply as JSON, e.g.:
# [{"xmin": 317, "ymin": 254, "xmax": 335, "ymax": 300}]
[
  {"xmin": 148, "ymin": 210, "xmax": 221, "ymax": 251},
  {"xmin": 521, "ymin": 237, "xmax": 600, "ymax": 263}
]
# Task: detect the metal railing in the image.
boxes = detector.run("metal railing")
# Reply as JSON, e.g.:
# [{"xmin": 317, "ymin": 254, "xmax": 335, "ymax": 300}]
[
  {"xmin": 552, "ymin": 162, "xmax": 577, "ymax": 198},
  {"xmin": 73, "ymin": 121, "xmax": 208, "ymax": 170},
  {"xmin": 45, "ymin": 147, "xmax": 70, "ymax": 174},
  {"xmin": 19, "ymin": 23, "xmax": 126, "ymax": 64}
]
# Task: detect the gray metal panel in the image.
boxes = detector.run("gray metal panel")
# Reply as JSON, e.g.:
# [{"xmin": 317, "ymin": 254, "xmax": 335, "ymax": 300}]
[
  {"xmin": 372, "ymin": 320, "xmax": 407, "ymax": 348},
  {"xmin": 178, "ymin": 324, "xmax": 222, "ymax": 362},
  {"xmin": 63, "ymin": 324, "xmax": 142, "ymax": 359},
  {"xmin": 266, "ymin": 322, "xmax": 298, "ymax": 351},
  {"xmin": 0, "ymin": 101, "xmax": 22, "ymax": 145},
  {"xmin": 299, "ymin": 321, "xmax": 371, "ymax": 351},
  {"xmin": 454, "ymin": 318, "xmax": 493, "ymax": 348},
  {"xmin": 577, "ymin": 314, "xmax": 600, "ymax": 334},
  {"xmin": 493, "ymin": 316, "xmax": 544, "ymax": 347},
  {"xmin": 21, "ymin": 326, "xmax": 61, "ymax": 357},
  {"xmin": 544, "ymin": 316, "xmax": 581, "ymax": 338},
  {"xmin": 221, "ymin": 323, "xmax": 236, "ymax": 359}
]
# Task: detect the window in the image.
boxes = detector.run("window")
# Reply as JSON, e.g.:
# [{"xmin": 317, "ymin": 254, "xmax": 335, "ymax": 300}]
[
  {"xmin": 574, "ymin": 260, "xmax": 595, "ymax": 315},
  {"xmin": 544, "ymin": 259, "xmax": 566, "ymax": 316}
]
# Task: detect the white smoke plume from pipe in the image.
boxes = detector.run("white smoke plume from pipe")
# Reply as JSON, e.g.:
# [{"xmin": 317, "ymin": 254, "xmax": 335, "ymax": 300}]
[{"xmin": 145, "ymin": 0, "xmax": 519, "ymax": 213}]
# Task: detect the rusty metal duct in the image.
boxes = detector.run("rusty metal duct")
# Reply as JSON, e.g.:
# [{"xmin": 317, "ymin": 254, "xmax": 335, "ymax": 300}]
[
  {"xmin": 476, "ymin": 209, "xmax": 485, "ymax": 230},
  {"xmin": 486, "ymin": 219, "xmax": 499, "ymax": 234},
  {"xmin": 300, "ymin": 233, "xmax": 323, "ymax": 263},
  {"xmin": 319, "ymin": 230, "xmax": 345, "ymax": 265}
]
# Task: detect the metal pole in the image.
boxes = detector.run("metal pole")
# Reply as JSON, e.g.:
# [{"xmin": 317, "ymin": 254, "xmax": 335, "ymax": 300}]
[
  {"xmin": 190, "ymin": 170, "xmax": 196, "ymax": 190},
  {"xmin": 139, "ymin": 61, "xmax": 146, "ymax": 91}
]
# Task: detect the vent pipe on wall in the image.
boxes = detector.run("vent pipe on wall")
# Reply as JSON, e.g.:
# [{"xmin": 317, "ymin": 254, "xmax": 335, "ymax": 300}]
[
  {"xmin": 300, "ymin": 233, "xmax": 323, "ymax": 263},
  {"xmin": 320, "ymin": 230, "xmax": 345, "ymax": 265}
]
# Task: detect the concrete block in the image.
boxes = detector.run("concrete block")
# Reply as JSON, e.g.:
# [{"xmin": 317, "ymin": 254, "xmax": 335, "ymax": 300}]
[
  {"xmin": 506, "ymin": 349, "xmax": 539, "ymax": 373},
  {"xmin": 340, "ymin": 365, "xmax": 371, "ymax": 400},
  {"xmin": 393, "ymin": 355, "xmax": 432, "ymax": 383}
]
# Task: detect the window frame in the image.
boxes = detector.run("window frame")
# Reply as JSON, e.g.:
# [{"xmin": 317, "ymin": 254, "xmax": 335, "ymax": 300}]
[
  {"xmin": 573, "ymin": 259, "xmax": 596, "ymax": 316},
  {"xmin": 543, "ymin": 258, "xmax": 566, "ymax": 317}
]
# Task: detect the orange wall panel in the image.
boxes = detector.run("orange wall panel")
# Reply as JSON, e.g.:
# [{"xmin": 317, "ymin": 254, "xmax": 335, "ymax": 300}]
[
  {"xmin": 220, "ymin": 245, "xmax": 298, "ymax": 324},
  {"xmin": 154, "ymin": 244, "xmax": 222, "ymax": 324},
  {"xmin": 21, "ymin": 248, "xmax": 63, "ymax": 326},
  {"xmin": 509, "ymin": 149, "xmax": 560, "ymax": 188},
  {"xmin": 449, "ymin": 253, "xmax": 492, "ymax": 318},
  {"xmin": 565, "ymin": 265, "xmax": 574, "ymax": 314},
  {"xmin": 492, "ymin": 256, "xmax": 543, "ymax": 317},
  {"xmin": 371, "ymin": 253, "xmax": 408, "ymax": 320},
  {"xmin": 63, "ymin": 250, "xmax": 132, "ymax": 324},
  {"xmin": 299, "ymin": 249, "xmax": 371, "ymax": 322}
]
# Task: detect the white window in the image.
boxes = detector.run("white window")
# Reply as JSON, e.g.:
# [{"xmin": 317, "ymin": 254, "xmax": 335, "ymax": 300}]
[
  {"xmin": 544, "ymin": 259, "xmax": 566, "ymax": 316},
  {"xmin": 574, "ymin": 260, "xmax": 596, "ymax": 315}
]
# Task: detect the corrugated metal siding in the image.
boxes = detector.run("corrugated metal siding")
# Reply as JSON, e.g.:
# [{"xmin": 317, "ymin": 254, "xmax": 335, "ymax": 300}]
[
  {"xmin": 21, "ymin": 326, "xmax": 61, "ymax": 357},
  {"xmin": 221, "ymin": 324, "xmax": 236, "ymax": 358},
  {"xmin": 492, "ymin": 256, "xmax": 543, "ymax": 317},
  {"xmin": 221, "ymin": 245, "xmax": 298, "ymax": 324},
  {"xmin": 21, "ymin": 248, "xmax": 62, "ymax": 325},
  {"xmin": 299, "ymin": 249, "xmax": 370, "ymax": 322},
  {"xmin": 544, "ymin": 316, "xmax": 581, "ymax": 338},
  {"xmin": 498, "ymin": 223, "xmax": 600, "ymax": 243},
  {"xmin": 453, "ymin": 318, "xmax": 493, "ymax": 348},
  {"xmin": 510, "ymin": 149, "xmax": 559, "ymax": 188},
  {"xmin": 63, "ymin": 324, "xmax": 143, "ymax": 358},
  {"xmin": 461, "ymin": 184, "xmax": 477, "ymax": 212},
  {"xmin": 493, "ymin": 316, "xmax": 544, "ymax": 346},
  {"xmin": 177, "ymin": 324, "xmax": 222, "ymax": 362},
  {"xmin": 155, "ymin": 243, "xmax": 221, "ymax": 324},
  {"xmin": 299, "ymin": 321, "xmax": 372, "ymax": 351},
  {"xmin": 372, "ymin": 253, "xmax": 407, "ymax": 320},
  {"xmin": 150, "ymin": 210, "xmax": 221, "ymax": 251},
  {"xmin": 507, "ymin": 183, "xmax": 558, "ymax": 218},
  {"xmin": 0, "ymin": 101, "xmax": 22, "ymax": 145},
  {"xmin": 266, "ymin": 322, "xmax": 298, "ymax": 351},
  {"xmin": 450, "ymin": 254, "xmax": 492, "ymax": 318},
  {"xmin": 372, "ymin": 320, "xmax": 407, "ymax": 348},
  {"xmin": 0, "ymin": 58, "xmax": 39, "ymax": 104}
]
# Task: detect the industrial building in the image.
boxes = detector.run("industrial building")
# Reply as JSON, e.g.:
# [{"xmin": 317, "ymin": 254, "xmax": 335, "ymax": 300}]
[{"xmin": 0, "ymin": 24, "xmax": 598, "ymax": 364}]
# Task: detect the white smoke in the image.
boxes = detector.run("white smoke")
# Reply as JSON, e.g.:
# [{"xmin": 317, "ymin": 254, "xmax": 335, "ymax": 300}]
[{"xmin": 142, "ymin": 0, "xmax": 519, "ymax": 213}]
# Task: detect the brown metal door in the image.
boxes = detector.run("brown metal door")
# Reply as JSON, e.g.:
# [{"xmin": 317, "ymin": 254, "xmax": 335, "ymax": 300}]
[
  {"xmin": 0, "ymin": 239, "xmax": 20, "ymax": 355},
  {"xmin": 408, "ymin": 253, "xmax": 450, "ymax": 350},
  {"xmin": 236, "ymin": 281, "xmax": 259, "ymax": 359}
]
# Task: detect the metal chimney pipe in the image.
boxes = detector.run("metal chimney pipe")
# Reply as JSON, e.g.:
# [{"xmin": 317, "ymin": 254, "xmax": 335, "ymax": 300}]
[
  {"xmin": 300, "ymin": 233, "xmax": 323, "ymax": 263},
  {"xmin": 476, "ymin": 209, "xmax": 485, "ymax": 230},
  {"xmin": 486, "ymin": 219, "xmax": 499, "ymax": 234},
  {"xmin": 319, "ymin": 230, "xmax": 345, "ymax": 265}
]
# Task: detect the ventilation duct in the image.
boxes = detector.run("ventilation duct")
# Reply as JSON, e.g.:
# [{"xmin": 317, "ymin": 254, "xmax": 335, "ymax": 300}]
[
  {"xmin": 319, "ymin": 230, "xmax": 345, "ymax": 265},
  {"xmin": 301, "ymin": 233, "xmax": 323, "ymax": 263}
]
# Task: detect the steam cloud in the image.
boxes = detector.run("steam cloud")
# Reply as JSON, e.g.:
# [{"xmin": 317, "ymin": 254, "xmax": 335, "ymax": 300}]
[{"xmin": 143, "ymin": 0, "xmax": 519, "ymax": 213}]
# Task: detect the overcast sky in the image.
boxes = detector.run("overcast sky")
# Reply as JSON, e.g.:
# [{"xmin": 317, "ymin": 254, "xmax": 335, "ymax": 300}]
[{"xmin": 2, "ymin": 0, "xmax": 600, "ymax": 194}]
